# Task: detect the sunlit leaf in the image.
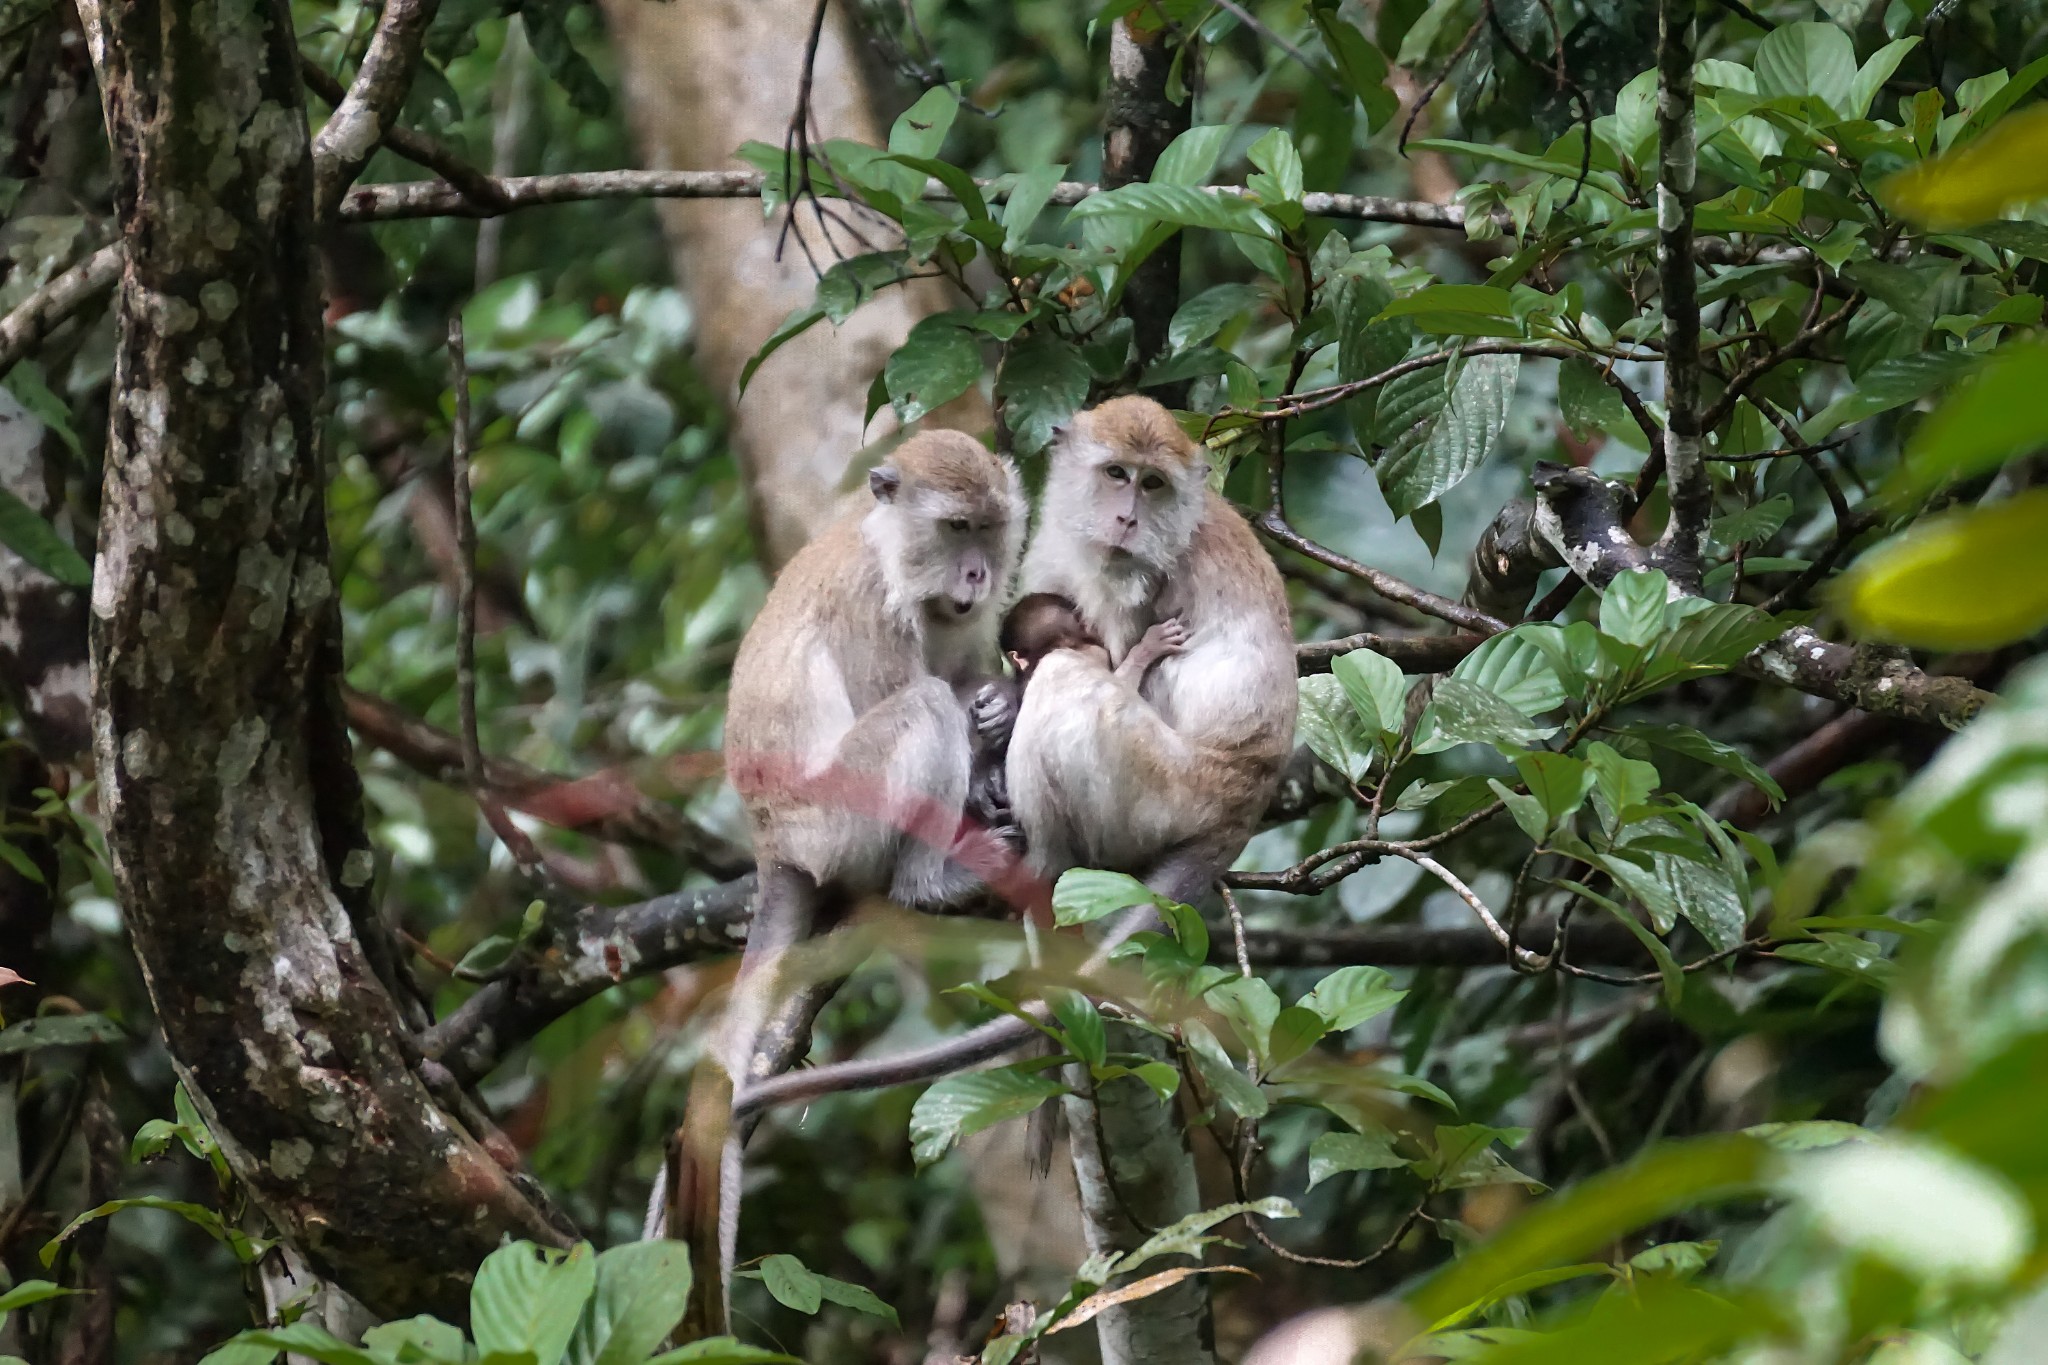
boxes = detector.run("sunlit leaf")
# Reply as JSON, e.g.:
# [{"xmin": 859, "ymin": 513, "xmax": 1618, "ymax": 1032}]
[
  {"xmin": 1839, "ymin": 489, "xmax": 2048, "ymax": 650},
  {"xmin": 1308, "ymin": 1130, "xmax": 1408, "ymax": 1188},
  {"xmin": 472, "ymin": 1241, "xmax": 595, "ymax": 1365},
  {"xmin": 1882, "ymin": 104, "xmax": 2048, "ymax": 230},
  {"xmin": 909, "ymin": 1068, "xmax": 1068, "ymax": 1167},
  {"xmin": 1376, "ymin": 353, "xmax": 1519, "ymax": 516}
]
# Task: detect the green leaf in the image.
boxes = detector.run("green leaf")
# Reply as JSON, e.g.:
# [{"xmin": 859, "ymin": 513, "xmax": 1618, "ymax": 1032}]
[
  {"xmin": 998, "ymin": 332, "xmax": 1089, "ymax": 455},
  {"xmin": 1559, "ymin": 356, "xmax": 1647, "ymax": 446},
  {"xmin": 1408, "ymin": 1135, "xmax": 1767, "ymax": 1327},
  {"xmin": 1582, "ymin": 741, "xmax": 1661, "ymax": 834},
  {"xmin": 1308, "ymin": 1130, "xmax": 1408, "ymax": 1188},
  {"xmin": 1840, "ymin": 489, "xmax": 2048, "ymax": 650},
  {"xmin": 0, "ymin": 487, "xmax": 90, "ymax": 589},
  {"xmin": 1957, "ymin": 52, "xmax": 2048, "ymax": 146},
  {"xmin": 1050, "ymin": 989, "xmax": 1107, "ymax": 1069},
  {"xmin": 645, "ymin": 1340, "xmax": 799, "ymax": 1365},
  {"xmin": 1421, "ymin": 1124, "xmax": 1542, "ymax": 1192},
  {"xmin": 1300, "ymin": 966, "xmax": 1406, "ymax": 1032},
  {"xmin": 1889, "ymin": 340, "xmax": 2048, "ymax": 498},
  {"xmin": 1067, "ymin": 182, "xmax": 1276, "ymax": 238},
  {"xmin": 1296, "ymin": 675, "xmax": 1377, "ymax": 781},
  {"xmin": 814, "ymin": 1273, "xmax": 901, "ymax": 1329},
  {"xmin": 523, "ymin": 4, "xmax": 609, "ymax": 114},
  {"xmin": 4, "ymin": 360, "xmax": 81, "ymax": 456},
  {"xmin": 472, "ymin": 1241, "xmax": 596, "ymax": 1365},
  {"xmin": 1246, "ymin": 127, "xmax": 1304, "ymax": 205},
  {"xmin": 1375, "ymin": 354, "xmax": 1518, "ymax": 517},
  {"xmin": 1557, "ymin": 877, "xmax": 1683, "ymax": 1004},
  {"xmin": 1266, "ymin": 1005, "xmax": 1328, "ymax": 1070},
  {"xmin": 1882, "ymin": 104, "xmax": 2048, "ymax": 230},
  {"xmin": 1622, "ymin": 724, "xmax": 1784, "ymax": 807},
  {"xmin": 1377, "ymin": 284, "xmax": 1519, "ymax": 336},
  {"xmin": 754, "ymin": 1254, "xmax": 823, "ymax": 1315},
  {"xmin": 1514, "ymin": 753, "xmax": 1595, "ymax": 826},
  {"xmin": 1168, "ymin": 283, "xmax": 1265, "ymax": 350},
  {"xmin": 1487, "ymin": 778, "xmax": 1551, "ymax": 843},
  {"xmin": 1001, "ymin": 162, "xmax": 1067, "ymax": 254},
  {"xmin": 1053, "ymin": 868, "xmax": 1165, "ymax": 926},
  {"xmin": 1744, "ymin": 1119, "xmax": 1869, "ymax": 1151},
  {"xmin": 363, "ymin": 1317, "xmax": 468, "ymax": 1365},
  {"xmin": 203, "ymin": 1326, "xmax": 379, "ymax": 1365},
  {"xmin": 885, "ymin": 316, "xmax": 983, "ymax": 424},
  {"xmin": 1206, "ymin": 976, "xmax": 1281, "ymax": 1058},
  {"xmin": 1754, "ymin": 21, "xmax": 1857, "ymax": 118},
  {"xmin": 0, "ymin": 1279, "xmax": 74, "ymax": 1316},
  {"xmin": 567, "ymin": 1241, "xmax": 693, "ymax": 1365},
  {"xmin": 0, "ymin": 1013, "xmax": 120, "ymax": 1055},
  {"xmin": 1330, "ymin": 647, "xmax": 1409, "ymax": 735},
  {"xmin": 910, "ymin": 1068, "xmax": 1069, "ymax": 1167},
  {"xmin": 1711, "ymin": 494, "xmax": 1795, "ymax": 549},
  {"xmin": 1450, "ymin": 627, "xmax": 1569, "ymax": 716},
  {"xmin": 1425, "ymin": 677, "xmax": 1558, "ymax": 749},
  {"xmin": 1599, "ymin": 569, "xmax": 1669, "ymax": 649},
  {"xmin": 1150, "ymin": 125, "xmax": 1235, "ymax": 187},
  {"xmin": 737, "ymin": 305, "xmax": 825, "ymax": 398},
  {"xmin": 1850, "ymin": 37, "xmax": 1922, "ymax": 120},
  {"xmin": 888, "ymin": 87, "xmax": 960, "ymax": 160},
  {"xmin": 1114, "ymin": 1198, "xmax": 1297, "ymax": 1276},
  {"xmin": 1183, "ymin": 1020, "xmax": 1269, "ymax": 1120}
]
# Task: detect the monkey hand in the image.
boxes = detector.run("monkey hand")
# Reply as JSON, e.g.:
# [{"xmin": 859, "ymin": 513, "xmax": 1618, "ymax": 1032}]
[
  {"xmin": 971, "ymin": 681, "xmax": 1017, "ymax": 752},
  {"xmin": 1121, "ymin": 616, "xmax": 1191, "ymax": 680}
]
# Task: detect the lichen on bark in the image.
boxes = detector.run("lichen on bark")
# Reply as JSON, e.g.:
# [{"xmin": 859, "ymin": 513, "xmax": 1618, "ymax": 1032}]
[{"xmin": 80, "ymin": 0, "xmax": 562, "ymax": 1319}]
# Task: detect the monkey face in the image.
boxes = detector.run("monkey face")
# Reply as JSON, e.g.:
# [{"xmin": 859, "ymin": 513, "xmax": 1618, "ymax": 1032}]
[
  {"xmin": 1046, "ymin": 399, "xmax": 1207, "ymax": 572},
  {"xmin": 866, "ymin": 432, "xmax": 1026, "ymax": 624}
]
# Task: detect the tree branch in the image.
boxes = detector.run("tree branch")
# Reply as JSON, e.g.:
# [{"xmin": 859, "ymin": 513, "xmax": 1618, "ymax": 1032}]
[
  {"xmin": 299, "ymin": 51, "xmax": 508, "ymax": 212},
  {"xmin": 1296, "ymin": 632, "xmax": 1484, "ymax": 674},
  {"xmin": 311, "ymin": 0, "xmax": 440, "ymax": 222},
  {"xmin": 341, "ymin": 685, "xmax": 749, "ymax": 875},
  {"xmin": 0, "ymin": 244, "xmax": 121, "ymax": 380},
  {"xmin": 424, "ymin": 878, "xmax": 757, "ymax": 1085},
  {"xmin": 1651, "ymin": 0, "xmax": 1706, "ymax": 590},
  {"xmin": 1260, "ymin": 513, "xmax": 1508, "ymax": 634}
]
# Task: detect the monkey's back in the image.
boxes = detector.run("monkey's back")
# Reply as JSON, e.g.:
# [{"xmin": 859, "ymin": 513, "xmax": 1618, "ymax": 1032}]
[{"xmin": 724, "ymin": 512, "xmax": 922, "ymax": 832}]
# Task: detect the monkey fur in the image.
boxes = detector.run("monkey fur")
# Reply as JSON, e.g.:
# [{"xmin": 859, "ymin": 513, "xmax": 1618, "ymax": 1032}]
[{"xmin": 1008, "ymin": 395, "xmax": 1298, "ymax": 902}]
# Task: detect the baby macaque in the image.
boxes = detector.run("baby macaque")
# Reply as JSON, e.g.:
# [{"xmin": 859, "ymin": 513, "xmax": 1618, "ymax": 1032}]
[{"xmin": 965, "ymin": 593, "xmax": 1190, "ymax": 837}]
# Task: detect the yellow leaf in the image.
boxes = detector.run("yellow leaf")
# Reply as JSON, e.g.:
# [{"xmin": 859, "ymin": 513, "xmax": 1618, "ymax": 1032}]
[
  {"xmin": 1880, "ymin": 105, "xmax": 2048, "ymax": 230},
  {"xmin": 1838, "ymin": 490, "xmax": 2048, "ymax": 650}
]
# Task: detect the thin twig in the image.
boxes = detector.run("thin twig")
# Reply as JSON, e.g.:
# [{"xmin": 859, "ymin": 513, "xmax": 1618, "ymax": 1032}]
[
  {"xmin": 299, "ymin": 52, "xmax": 509, "ymax": 211},
  {"xmin": 311, "ymin": 0, "xmax": 437, "ymax": 221},
  {"xmin": 1260, "ymin": 515, "xmax": 1508, "ymax": 635},
  {"xmin": 1651, "ymin": 0, "xmax": 1706, "ymax": 589},
  {"xmin": 1218, "ymin": 882, "xmax": 1252, "ymax": 980}
]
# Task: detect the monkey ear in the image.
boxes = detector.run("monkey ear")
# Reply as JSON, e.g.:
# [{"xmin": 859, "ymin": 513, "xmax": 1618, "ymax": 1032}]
[{"xmin": 868, "ymin": 465, "xmax": 902, "ymax": 503}]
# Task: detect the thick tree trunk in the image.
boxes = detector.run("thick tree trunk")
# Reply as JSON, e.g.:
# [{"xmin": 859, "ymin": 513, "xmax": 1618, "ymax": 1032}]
[
  {"xmin": 77, "ymin": 0, "xmax": 562, "ymax": 1320},
  {"xmin": 598, "ymin": 0, "xmax": 986, "ymax": 567}
]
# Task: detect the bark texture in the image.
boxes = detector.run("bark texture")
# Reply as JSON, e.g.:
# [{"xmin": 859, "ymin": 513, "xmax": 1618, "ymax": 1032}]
[
  {"xmin": 1062, "ymin": 1023, "xmax": 1215, "ymax": 1365},
  {"xmin": 79, "ymin": 0, "xmax": 561, "ymax": 1319},
  {"xmin": 597, "ymin": 0, "xmax": 985, "ymax": 567},
  {"xmin": 1104, "ymin": 18, "xmax": 1191, "ymax": 378}
]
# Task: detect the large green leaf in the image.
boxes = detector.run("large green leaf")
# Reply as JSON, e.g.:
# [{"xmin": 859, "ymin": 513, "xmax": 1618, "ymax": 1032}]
[
  {"xmin": 567, "ymin": 1241, "xmax": 692, "ymax": 1365},
  {"xmin": 1150, "ymin": 124, "xmax": 1234, "ymax": 187},
  {"xmin": 1375, "ymin": 353, "xmax": 1518, "ymax": 517},
  {"xmin": 1451, "ymin": 627, "xmax": 1570, "ymax": 716},
  {"xmin": 1408, "ymin": 1136, "xmax": 1767, "ymax": 1327},
  {"xmin": 1001, "ymin": 162, "xmax": 1068, "ymax": 254},
  {"xmin": 1840, "ymin": 489, "xmax": 2048, "ymax": 650},
  {"xmin": 472, "ymin": 1242, "xmax": 596, "ymax": 1365},
  {"xmin": 362, "ymin": 1317, "xmax": 467, "ymax": 1365},
  {"xmin": 1883, "ymin": 104, "xmax": 2048, "ymax": 230},
  {"xmin": 888, "ymin": 86, "xmax": 960, "ymax": 160},
  {"xmin": 1599, "ymin": 568, "xmax": 1670, "ymax": 650},
  {"xmin": 1168, "ymin": 282, "xmax": 1265, "ymax": 350},
  {"xmin": 1424, "ymin": 677, "xmax": 1558, "ymax": 749},
  {"xmin": 885, "ymin": 316, "xmax": 983, "ymax": 424},
  {"xmin": 1052, "ymin": 868, "xmax": 1166, "ymax": 925},
  {"xmin": 1307, "ymin": 1131, "xmax": 1407, "ymax": 1188},
  {"xmin": 1067, "ymin": 182, "xmax": 1275, "ymax": 238},
  {"xmin": 997, "ymin": 332, "xmax": 1089, "ymax": 454},
  {"xmin": 1297, "ymin": 675, "xmax": 1377, "ymax": 781},
  {"xmin": 1330, "ymin": 647, "xmax": 1410, "ymax": 735},
  {"xmin": 1299, "ymin": 966, "xmax": 1406, "ymax": 1032},
  {"xmin": 1889, "ymin": 340, "xmax": 2048, "ymax": 497},
  {"xmin": 910, "ymin": 1067, "xmax": 1069, "ymax": 1167},
  {"xmin": 1754, "ymin": 22, "xmax": 1857, "ymax": 118}
]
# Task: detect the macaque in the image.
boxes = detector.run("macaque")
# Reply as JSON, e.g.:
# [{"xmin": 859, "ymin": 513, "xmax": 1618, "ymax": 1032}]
[
  {"xmin": 966, "ymin": 593, "xmax": 1189, "ymax": 830},
  {"xmin": 1007, "ymin": 395, "xmax": 1297, "ymax": 903},
  {"xmin": 689, "ymin": 430, "xmax": 1025, "ymax": 1322}
]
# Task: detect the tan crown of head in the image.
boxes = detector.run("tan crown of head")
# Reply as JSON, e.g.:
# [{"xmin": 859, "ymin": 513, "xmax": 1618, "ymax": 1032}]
[{"xmin": 1077, "ymin": 395, "xmax": 1200, "ymax": 468}]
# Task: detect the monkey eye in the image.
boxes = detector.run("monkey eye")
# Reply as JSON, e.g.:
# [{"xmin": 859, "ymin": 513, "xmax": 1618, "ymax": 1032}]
[
  {"xmin": 1104, "ymin": 464, "xmax": 1130, "ymax": 483},
  {"xmin": 1140, "ymin": 473, "xmax": 1166, "ymax": 492},
  {"xmin": 946, "ymin": 517, "xmax": 971, "ymax": 533}
]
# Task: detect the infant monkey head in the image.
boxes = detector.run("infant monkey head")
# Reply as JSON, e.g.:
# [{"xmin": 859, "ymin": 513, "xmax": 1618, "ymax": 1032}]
[{"xmin": 1000, "ymin": 593, "xmax": 1105, "ymax": 678}]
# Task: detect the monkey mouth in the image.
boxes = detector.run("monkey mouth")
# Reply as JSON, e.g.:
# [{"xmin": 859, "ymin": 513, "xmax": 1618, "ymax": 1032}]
[{"xmin": 949, "ymin": 597, "xmax": 976, "ymax": 616}]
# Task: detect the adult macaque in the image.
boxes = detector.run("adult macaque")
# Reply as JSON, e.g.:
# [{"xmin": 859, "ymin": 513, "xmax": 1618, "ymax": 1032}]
[
  {"xmin": 685, "ymin": 430, "xmax": 1025, "ymax": 1324},
  {"xmin": 1008, "ymin": 395, "xmax": 1297, "ymax": 902}
]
